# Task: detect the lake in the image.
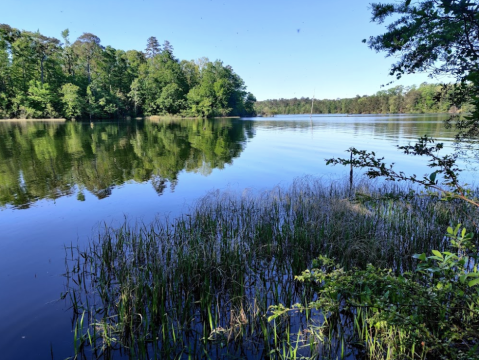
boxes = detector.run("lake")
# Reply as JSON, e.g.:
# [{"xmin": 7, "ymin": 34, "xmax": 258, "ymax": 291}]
[{"xmin": 0, "ymin": 114, "xmax": 467, "ymax": 359}]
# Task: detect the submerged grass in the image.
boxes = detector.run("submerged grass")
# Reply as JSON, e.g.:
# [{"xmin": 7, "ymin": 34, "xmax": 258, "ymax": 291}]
[{"xmin": 63, "ymin": 176, "xmax": 478, "ymax": 359}]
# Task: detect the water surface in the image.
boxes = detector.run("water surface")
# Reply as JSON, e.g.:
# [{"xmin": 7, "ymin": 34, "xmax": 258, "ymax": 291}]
[{"xmin": 0, "ymin": 114, "xmax": 466, "ymax": 359}]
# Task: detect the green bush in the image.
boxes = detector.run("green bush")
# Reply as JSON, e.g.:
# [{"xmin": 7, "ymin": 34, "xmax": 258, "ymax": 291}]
[{"xmin": 270, "ymin": 227, "xmax": 479, "ymax": 359}]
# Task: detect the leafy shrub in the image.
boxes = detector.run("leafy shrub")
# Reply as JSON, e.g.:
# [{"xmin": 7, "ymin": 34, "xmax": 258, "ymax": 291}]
[{"xmin": 270, "ymin": 225, "xmax": 479, "ymax": 359}]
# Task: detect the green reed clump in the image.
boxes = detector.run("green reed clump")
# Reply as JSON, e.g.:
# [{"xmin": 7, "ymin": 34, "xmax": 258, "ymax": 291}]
[{"xmin": 63, "ymin": 176, "xmax": 478, "ymax": 359}]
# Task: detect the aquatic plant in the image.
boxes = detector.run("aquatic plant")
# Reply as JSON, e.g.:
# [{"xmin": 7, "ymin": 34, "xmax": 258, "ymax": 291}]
[{"xmin": 63, "ymin": 177, "xmax": 478, "ymax": 359}]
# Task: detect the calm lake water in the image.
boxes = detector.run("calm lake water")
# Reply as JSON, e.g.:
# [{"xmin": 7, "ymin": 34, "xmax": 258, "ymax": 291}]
[{"xmin": 0, "ymin": 114, "xmax": 467, "ymax": 359}]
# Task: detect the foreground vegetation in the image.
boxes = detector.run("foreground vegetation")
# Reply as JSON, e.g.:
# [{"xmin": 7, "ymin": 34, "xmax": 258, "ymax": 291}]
[
  {"xmin": 0, "ymin": 25, "xmax": 256, "ymax": 120},
  {"xmin": 63, "ymin": 177, "xmax": 479, "ymax": 359}
]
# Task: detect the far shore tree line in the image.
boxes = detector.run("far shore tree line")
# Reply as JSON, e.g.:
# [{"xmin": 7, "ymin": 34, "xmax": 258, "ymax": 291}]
[
  {"xmin": 0, "ymin": 25, "xmax": 257, "ymax": 120},
  {"xmin": 255, "ymin": 83, "xmax": 474, "ymax": 116}
]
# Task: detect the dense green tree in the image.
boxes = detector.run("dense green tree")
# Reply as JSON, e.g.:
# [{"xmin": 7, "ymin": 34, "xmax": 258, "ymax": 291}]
[
  {"xmin": 138, "ymin": 45, "xmax": 188, "ymax": 115},
  {"xmin": 0, "ymin": 25, "xmax": 255, "ymax": 119},
  {"xmin": 25, "ymin": 80, "xmax": 58, "ymax": 118},
  {"xmin": 10, "ymin": 32, "xmax": 38, "ymax": 93},
  {"xmin": 0, "ymin": 26, "xmax": 12, "ymax": 117},
  {"xmin": 180, "ymin": 60, "xmax": 200, "ymax": 89},
  {"xmin": 186, "ymin": 60, "xmax": 251, "ymax": 117},
  {"xmin": 243, "ymin": 93, "xmax": 257, "ymax": 116},
  {"xmin": 157, "ymin": 83, "xmax": 186, "ymax": 114},
  {"xmin": 60, "ymin": 83, "xmax": 83, "ymax": 119}
]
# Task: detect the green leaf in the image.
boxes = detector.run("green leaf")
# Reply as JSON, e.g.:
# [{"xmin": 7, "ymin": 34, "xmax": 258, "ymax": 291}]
[
  {"xmin": 431, "ymin": 250, "xmax": 443, "ymax": 259},
  {"xmin": 412, "ymin": 253, "xmax": 426, "ymax": 261},
  {"xmin": 468, "ymin": 278, "xmax": 479, "ymax": 287}
]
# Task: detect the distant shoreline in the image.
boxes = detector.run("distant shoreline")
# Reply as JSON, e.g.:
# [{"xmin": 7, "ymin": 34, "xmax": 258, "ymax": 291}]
[
  {"xmin": 254, "ymin": 112, "xmax": 453, "ymax": 117},
  {"xmin": 0, "ymin": 113, "xmax": 453, "ymax": 122}
]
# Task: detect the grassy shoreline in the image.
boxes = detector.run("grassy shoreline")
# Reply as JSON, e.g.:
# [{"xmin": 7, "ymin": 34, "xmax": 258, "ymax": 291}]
[{"xmin": 63, "ymin": 177, "xmax": 478, "ymax": 359}]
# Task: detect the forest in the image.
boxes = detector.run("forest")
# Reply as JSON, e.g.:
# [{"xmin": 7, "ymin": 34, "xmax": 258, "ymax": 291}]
[
  {"xmin": 0, "ymin": 24, "xmax": 257, "ymax": 120},
  {"xmin": 255, "ymin": 83, "xmax": 473, "ymax": 115}
]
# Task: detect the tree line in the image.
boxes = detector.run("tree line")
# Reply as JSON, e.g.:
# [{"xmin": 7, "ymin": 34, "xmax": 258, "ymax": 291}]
[
  {"xmin": 0, "ymin": 25, "xmax": 257, "ymax": 120},
  {"xmin": 255, "ymin": 83, "xmax": 473, "ymax": 116}
]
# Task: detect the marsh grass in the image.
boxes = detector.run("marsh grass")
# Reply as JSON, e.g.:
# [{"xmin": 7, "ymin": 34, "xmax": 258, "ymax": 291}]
[{"xmin": 63, "ymin": 177, "xmax": 478, "ymax": 359}]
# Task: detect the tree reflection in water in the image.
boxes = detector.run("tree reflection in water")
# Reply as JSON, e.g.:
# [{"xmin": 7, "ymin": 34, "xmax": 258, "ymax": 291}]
[{"xmin": 0, "ymin": 118, "xmax": 254, "ymax": 209}]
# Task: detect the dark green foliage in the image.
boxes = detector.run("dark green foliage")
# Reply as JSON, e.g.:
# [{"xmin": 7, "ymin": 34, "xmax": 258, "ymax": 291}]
[
  {"xmin": 367, "ymin": 1, "xmax": 478, "ymax": 81},
  {"xmin": 0, "ymin": 25, "xmax": 256, "ymax": 119}
]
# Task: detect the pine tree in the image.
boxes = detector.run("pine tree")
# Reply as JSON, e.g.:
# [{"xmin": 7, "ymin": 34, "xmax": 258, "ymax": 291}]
[{"xmin": 145, "ymin": 36, "xmax": 161, "ymax": 59}]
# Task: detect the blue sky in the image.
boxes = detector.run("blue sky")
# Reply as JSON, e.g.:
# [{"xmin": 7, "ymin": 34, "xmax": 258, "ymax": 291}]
[{"xmin": 3, "ymin": 0, "xmax": 444, "ymax": 100}]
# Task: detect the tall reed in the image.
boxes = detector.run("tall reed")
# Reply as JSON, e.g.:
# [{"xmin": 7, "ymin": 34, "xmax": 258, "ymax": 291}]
[{"xmin": 63, "ymin": 176, "xmax": 478, "ymax": 359}]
